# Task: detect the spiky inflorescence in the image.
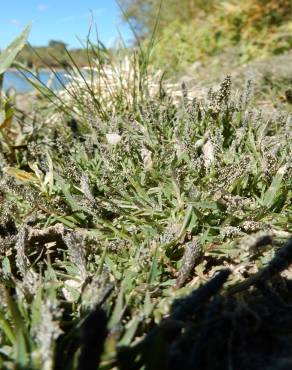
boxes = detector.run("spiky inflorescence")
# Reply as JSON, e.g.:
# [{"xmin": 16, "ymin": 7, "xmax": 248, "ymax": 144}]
[
  {"xmin": 35, "ymin": 299, "xmax": 63, "ymax": 370},
  {"xmin": 175, "ymin": 238, "xmax": 203, "ymax": 289}
]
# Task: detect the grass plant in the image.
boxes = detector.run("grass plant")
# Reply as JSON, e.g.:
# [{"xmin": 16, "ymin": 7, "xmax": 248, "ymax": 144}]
[{"xmin": 0, "ymin": 22, "xmax": 291, "ymax": 370}]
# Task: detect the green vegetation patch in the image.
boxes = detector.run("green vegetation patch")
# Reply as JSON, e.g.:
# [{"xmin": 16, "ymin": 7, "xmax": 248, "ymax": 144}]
[{"xmin": 0, "ymin": 19, "xmax": 291, "ymax": 370}]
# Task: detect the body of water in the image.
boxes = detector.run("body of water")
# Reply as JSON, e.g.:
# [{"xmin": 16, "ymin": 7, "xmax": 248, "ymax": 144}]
[{"xmin": 3, "ymin": 70, "xmax": 68, "ymax": 93}]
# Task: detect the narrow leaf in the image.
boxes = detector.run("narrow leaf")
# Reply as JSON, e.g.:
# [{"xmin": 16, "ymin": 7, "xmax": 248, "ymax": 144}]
[{"xmin": 0, "ymin": 24, "xmax": 31, "ymax": 75}]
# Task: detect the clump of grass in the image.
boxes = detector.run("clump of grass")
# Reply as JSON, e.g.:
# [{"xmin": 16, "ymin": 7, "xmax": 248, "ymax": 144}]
[{"xmin": 0, "ymin": 27, "xmax": 291, "ymax": 369}]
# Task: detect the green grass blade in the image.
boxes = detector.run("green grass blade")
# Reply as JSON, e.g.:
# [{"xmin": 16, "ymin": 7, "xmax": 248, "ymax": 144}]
[
  {"xmin": 262, "ymin": 163, "xmax": 287, "ymax": 209},
  {"xmin": 0, "ymin": 24, "xmax": 31, "ymax": 75}
]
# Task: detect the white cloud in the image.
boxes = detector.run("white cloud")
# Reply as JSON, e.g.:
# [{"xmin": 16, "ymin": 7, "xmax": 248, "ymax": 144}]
[
  {"xmin": 10, "ymin": 19, "xmax": 20, "ymax": 26},
  {"xmin": 90, "ymin": 8, "xmax": 105, "ymax": 17},
  {"xmin": 56, "ymin": 9, "xmax": 105, "ymax": 24},
  {"xmin": 37, "ymin": 3, "xmax": 49, "ymax": 12}
]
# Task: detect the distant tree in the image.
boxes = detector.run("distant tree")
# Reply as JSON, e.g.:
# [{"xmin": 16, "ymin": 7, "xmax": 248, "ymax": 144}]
[
  {"xmin": 119, "ymin": 0, "xmax": 214, "ymax": 37},
  {"xmin": 48, "ymin": 40, "xmax": 67, "ymax": 50}
]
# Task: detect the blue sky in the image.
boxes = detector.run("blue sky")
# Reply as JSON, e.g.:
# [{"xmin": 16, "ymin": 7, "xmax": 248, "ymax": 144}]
[{"xmin": 0, "ymin": 0, "xmax": 133, "ymax": 49}]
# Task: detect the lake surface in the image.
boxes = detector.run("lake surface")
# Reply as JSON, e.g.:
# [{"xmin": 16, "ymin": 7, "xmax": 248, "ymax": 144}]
[{"xmin": 3, "ymin": 70, "xmax": 69, "ymax": 93}]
